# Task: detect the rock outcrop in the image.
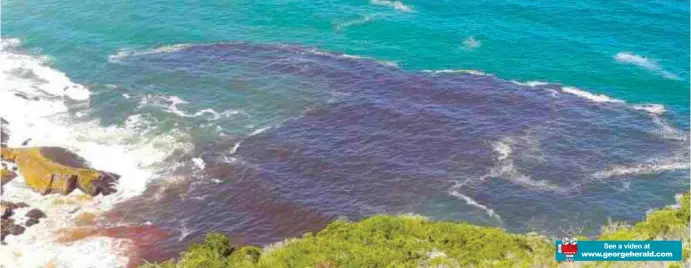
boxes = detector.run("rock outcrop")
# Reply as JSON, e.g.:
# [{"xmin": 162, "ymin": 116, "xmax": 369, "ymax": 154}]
[
  {"xmin": 0, "ymin": 147, "xmax": 119, "ymax": 196},
  {"xmin": 0, "ymin": 201, "xmax": 30, "ymax": 242}
]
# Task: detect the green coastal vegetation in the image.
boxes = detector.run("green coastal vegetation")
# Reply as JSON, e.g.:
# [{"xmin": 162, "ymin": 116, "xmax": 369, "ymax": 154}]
[{"xmin": 142, "ymin": 193, "xmax": 689, "ymax": 268}]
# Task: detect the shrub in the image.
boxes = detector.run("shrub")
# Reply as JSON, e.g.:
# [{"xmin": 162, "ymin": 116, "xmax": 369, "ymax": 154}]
[{"xmin": 143, "ymin": 193, "xmax": 690, "ymax": 268}]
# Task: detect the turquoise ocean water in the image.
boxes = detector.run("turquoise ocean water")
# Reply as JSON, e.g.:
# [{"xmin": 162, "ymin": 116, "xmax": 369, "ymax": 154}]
[
  {"xmin": 2, "ymin": 0, "xmax": 689, "ymax": 265},
  {"xmin": 5, "ymin": 0, "xmax": 689, "ymax": 114}
]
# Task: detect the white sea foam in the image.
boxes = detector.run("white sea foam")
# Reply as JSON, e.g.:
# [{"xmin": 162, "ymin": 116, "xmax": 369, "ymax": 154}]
[
  {"xmin": 632, "ymin": 104, "xmax": 666, "ymax": 115},
  {"xmin": 560, "ymin": 87, "xmax": 673, "ymax": 122},
  {"xmin": 178, "ymin": 221, "xmax": 193, "ymax": 242},
  {"xmin": 304, "ymin": 48, "xmax": 399, "ymax": 67},
  {"xmin": 508, "ymin": 80, "xmax": 669, "ymax": 115},
  {"xmin": 614, "ymin": 52, "xmax": 680, "ymax": 80},
  {"xmin": 108, "ymin": 44, "xmax": 192, "ymax": 63},
  {"xmin": 448, "ymin": 184, "xmax": 501, "ymax": 220},
  {"xmin": 422, "ymin": 69, "xmax": 490, "ymax": 76},
  {"xmin": 249, "ymin": 126, "xmax": 271, "ymax": 136},
  {"xmin": 650, "ymin": 115, "xmax": 688, "ymax": 141},
  {"xmin": 561, "ymin": 87, "xmax": 625, "ymax": 104},
  {"xmin": 614, "ymin": 52, "xmax": 658, "ymax": 70},
  {"xmin": 510, "ymin": 80, "xmax": 550, "ymax": 87},
  {"xmin": 370, "ymin": 0, "xmax": 414, "ymax": 12},
  {"xmin": 138, "ymin": 94, "xmax": 228, "ymax": 121},
  {"xmin": 192, "ymin": 157, "xmax": 206, "ymax": 170},
  {"xmin": 0, "ymin": 42, "xmax": 90, "ymax": 101},
  {"xmin": 230, "ymin": 141, "xmax": 242, "ymax": 155},
  {"xmin": 489, "ymin": 138, "xmax": 563, "ymax": 192},
  {"xmin": 593, "ymin": 160, "xmax": 690, "ymax": 179},
  {"xmin": 0, "ymin": 37, "xmax": 22, "ymax": 49},
  {"xmin": 449, "ymin": 136, "xmax": 562, "ymax": 213},
  {"xmin": 220, "ymin": 109, "xmax": 247, "ymax": 117},
  {"xmin": 0, "ymin": 38, "xmax": 192, "ymax": 268}
]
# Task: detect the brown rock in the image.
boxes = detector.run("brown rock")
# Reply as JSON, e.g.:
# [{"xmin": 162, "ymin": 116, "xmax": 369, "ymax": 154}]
[
  {"xmin": 0, "ymin": 201, "xmax": 28, "ymax": 210},
  {"xmin": 1, "ymin": 218, "xmax": 25, "ymax": 241},
  {"xmin": 1, "ymin": 147, "xmax": 119, "ymax": 196},
  {"xmin": 26, "ymin": 208, "xmax": 46, "ymax": 220},
  {"xmin": 25, "ymin": 218, "xmax": 39, "ymax": 227},
  {"xmin": 1, "ymin": 206, "xmax": 11, "ymax": 219},
  {"xmin": 1, "ymin": 169, "xmax": 17, "ymax": 185},
  {"xmin": 25, "ymin": 208, "xmax": 47, "ymax": 226},
  {"xmin": 10, "ymin": 224, "xmax": 25, "ymax": 235},
  {"xmin": 0, "ymin": 201, "xmax": 29, "ymax": 221},
  {"xmin": 0, "ymin": 201, "xmax": 45, "ymax": 241}
]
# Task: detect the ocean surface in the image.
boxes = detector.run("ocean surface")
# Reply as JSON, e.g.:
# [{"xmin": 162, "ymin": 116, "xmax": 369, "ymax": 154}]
[{"xmin": 1, "ymin": 0, "xmax": 689, "ymax": 267}]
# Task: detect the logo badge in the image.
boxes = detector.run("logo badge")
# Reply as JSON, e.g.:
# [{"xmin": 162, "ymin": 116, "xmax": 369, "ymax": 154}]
[{"xmin": 557, "ymin": 237, "xmax": 578, "ymax": 262}]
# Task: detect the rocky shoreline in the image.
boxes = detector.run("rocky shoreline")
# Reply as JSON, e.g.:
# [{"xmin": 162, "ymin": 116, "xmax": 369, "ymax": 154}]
[{"xmin": 0, "ymin": 117, "xmax": 120, "ymax": 242}]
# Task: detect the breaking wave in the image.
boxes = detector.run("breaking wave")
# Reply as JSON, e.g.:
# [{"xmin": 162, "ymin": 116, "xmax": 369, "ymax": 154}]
[{"xmin": 0, "ymin": 38, "xmax": 192, "ymax": 268}]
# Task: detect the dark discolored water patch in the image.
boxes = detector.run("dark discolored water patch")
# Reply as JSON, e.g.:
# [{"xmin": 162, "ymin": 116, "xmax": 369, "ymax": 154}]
[{"xmin": 109, "ymin": 42, "xmax": 689, "ymax": 263}]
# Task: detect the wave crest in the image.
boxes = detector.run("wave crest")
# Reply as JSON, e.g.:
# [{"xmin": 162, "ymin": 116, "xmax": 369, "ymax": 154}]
[{"xmin": 0, "ymin": 38, "xmax": 192, "ymax": 268}]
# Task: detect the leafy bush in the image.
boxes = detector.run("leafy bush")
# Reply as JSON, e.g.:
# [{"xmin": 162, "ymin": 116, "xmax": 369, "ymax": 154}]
[
  {"xmin": 592, "ymin": 193, "xmax": 690, "ymax": 268},
  {"xmin": 142, "ymin": 193, "xmax": 689, "ymax": 268}
]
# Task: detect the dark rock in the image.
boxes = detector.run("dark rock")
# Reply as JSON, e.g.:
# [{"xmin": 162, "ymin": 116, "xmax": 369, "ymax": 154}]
[
  {"xmin": 21, "ymin": 138, "xmax": 31, "ymax": 146},
  {"xmin": 26, "ymin": 208, "xmax": 46, "ymax": 220},
  {"xmin": 10, "ymin": 224, "xmax": 25, "ymax": 235},
  {"xmin": 1, "ymin": 206, "xmax": 12, "ymax": 219},
  {"xmin": 0, "ymin": 201, "xmax": 28, "ymax": 210},
  {"xmin": 88, "ymin": 172, "xmax": 120, "ymax": 195},
  {"xmin": 0, "ymin": 202, "xmax": 44, "ymax": 241},
  {"xmin": 1, "ymin": 218, "xmax": 25, "ymax": 241},
  {"xmin": 14, "ymin": 92, "xmax": 29, "ymax": 100},
  {"xmin": 25, "ymin": 218, "xmax": 39, "ymax": 227},
  {"xmin": 12, "ymin": 93, "xmax": 38, "ymax": 101}
]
